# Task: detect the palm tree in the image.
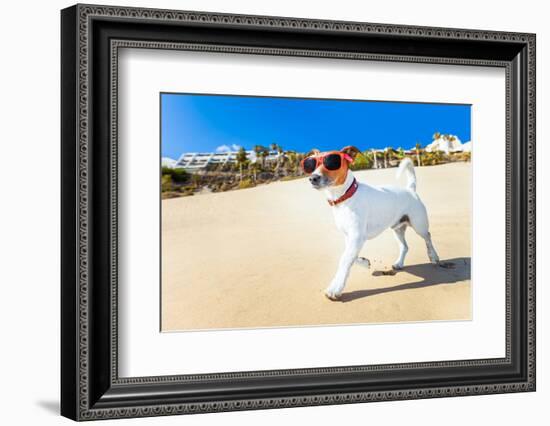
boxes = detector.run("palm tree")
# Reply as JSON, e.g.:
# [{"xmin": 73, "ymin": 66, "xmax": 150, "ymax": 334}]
[
  {"xmin": 249, "ymin": 160, "xmax": 261, "ymax": 182},
  {"xmin": 364, "ymin": 150, "xmax": 374, "ymax": 169},
  {"xmin": 236, "ymin": 147, "xmax": 248, "ymax": 182},
  {"xmin": 253, "ymin": 145, "xmax": 269, "ymax": 169},
  {"xmin": 386, "ymin": 147, "xmax": 402, "ymax": 167},
  {"xmin": 286, "ymin": 151, "xmax": 297, "ymax": 175},
  {"xmin": 372, "ymin": 149, "xmax": 379, "ymax": 169},
  {"xmin": 415, "ymin": 142, "xmax": 423, "ymax": 167},
  {"xmin": 349, "ymin": 150, "xmax": 372, "ymax": 170},
  {"xmin": 397, "ymin": 147, "xmax": 405, "ymax": 159},
  {"xmin": 253, "ymin": 145, "xmax": 262, "ymax": 168},
  {"xmin": 287, "ymin": 151, "xmax": 295, "ymax": 169},
  {"xmin": 270, "ymin": 142, "xmax": 285, "ymax": 172}
]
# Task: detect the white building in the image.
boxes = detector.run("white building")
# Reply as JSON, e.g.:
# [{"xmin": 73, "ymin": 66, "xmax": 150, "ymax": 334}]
[
  {"xmin": 173, "ymin": 150, "xmax": 280, "ymax": 171},
  {"xmin": 425, "ymin": 134, "xmax": 468, "ymax": 154},
  {"xmin": 461, "ymin": 141, "xmax": 472, "ymax": 152}
]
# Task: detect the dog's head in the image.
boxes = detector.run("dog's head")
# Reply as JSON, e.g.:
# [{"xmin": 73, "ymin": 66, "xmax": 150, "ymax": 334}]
[{"xmin": 305, "ymin": 146, "xmax": 360, "ymax": 189}]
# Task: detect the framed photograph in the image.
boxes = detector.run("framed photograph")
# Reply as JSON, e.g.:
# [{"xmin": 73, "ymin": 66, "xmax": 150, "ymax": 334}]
[{"xmin": 61, "ymin": 4, "xmax": 536, "ymax": 421}]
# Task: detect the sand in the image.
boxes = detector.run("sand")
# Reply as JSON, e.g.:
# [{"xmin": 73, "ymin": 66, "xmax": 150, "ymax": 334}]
[{"xmin": 161, "ymin": 162, "xmax": 471, "ymax": 331}]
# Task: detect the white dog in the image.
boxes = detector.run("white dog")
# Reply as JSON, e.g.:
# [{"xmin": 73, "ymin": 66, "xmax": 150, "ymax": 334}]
[{"xmin": 301, "ymin": 146, "xmax": 440, "ymax": 301}]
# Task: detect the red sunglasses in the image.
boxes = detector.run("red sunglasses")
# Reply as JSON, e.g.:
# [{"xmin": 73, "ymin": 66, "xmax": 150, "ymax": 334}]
[{"xmin": 300, "ymin": 152, "xmax": 354, "ymax": 174}]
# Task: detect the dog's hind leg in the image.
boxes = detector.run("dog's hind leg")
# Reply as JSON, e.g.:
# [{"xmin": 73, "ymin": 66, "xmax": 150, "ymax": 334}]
[
  {"xmin": 409, "ymin": 211, "xmax": 440, "ymax": 264},
  {"xmin": 422, "ymin": 232, "xmax": 440, "ymax": 264},
  {"xmin": 391, "ymin": 225, "xmax": 408, "ymax": 270}
]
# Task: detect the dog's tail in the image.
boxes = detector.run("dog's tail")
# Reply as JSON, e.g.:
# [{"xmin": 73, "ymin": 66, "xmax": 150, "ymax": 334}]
[{"xmin": 396, "ymin": 157, "xmax": 416, "ymax": 192}]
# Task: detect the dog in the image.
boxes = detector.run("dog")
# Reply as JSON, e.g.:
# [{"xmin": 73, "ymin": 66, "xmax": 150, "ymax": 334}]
[{"xmin": 301, "ymin": 146, "xmax": 440, "ymax": 301}]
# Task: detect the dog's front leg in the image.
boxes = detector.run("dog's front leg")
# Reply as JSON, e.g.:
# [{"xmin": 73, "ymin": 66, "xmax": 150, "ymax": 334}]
[{"xmin": 325, "ymin": 235, "xmax": 365, "ymax": 301}]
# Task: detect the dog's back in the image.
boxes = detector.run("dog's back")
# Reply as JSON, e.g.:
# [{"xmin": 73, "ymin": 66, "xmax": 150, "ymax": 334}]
[{"xmin": 352, "ymin": 158, "xmax": 425, "ymax": 239}]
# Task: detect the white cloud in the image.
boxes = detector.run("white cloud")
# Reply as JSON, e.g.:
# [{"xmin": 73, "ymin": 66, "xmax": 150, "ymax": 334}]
[
  {"xmin": 215, "ymin": 144, "xmax": 232, "ymax": 153},
  {"xmin": 161, "ymin": 157, "xmax": 177, "ymax": 168},
  {"xmin": 216, "ymin": 144, "xmax": 242, "ymax": 153}
]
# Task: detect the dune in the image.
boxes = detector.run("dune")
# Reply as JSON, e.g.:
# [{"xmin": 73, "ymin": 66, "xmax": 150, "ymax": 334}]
[{"xmin": 161, "ymin": 162, "xmax": 471, "ymax": 331}]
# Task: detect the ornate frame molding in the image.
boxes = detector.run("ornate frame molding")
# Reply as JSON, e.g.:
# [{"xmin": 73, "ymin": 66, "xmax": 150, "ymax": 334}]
[{"xmin": 61, "ymin": 4, "xmax": 536, "ymax": 421}]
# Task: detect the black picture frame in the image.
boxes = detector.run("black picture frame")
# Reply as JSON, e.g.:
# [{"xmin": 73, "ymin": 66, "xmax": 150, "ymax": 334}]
[{"xmin": 61, "ymin": 4, "xmax": 536, "ymax": 421}]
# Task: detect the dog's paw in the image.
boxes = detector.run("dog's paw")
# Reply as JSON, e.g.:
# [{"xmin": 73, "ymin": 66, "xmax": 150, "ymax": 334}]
[
  {"xmin": 324, "ymin": 288, "xmax": 342, "ymax": 301},
  {"xmin": 392, "ymin": 262, "xmax": 404, "ymax": 270},
  {"xmin": 356, "ymin": 257, "xmax": 371, "ymax": 268}
]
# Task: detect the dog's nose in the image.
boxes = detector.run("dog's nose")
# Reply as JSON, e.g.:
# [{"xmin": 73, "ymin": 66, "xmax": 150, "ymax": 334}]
[{"xmin": 309, "ymin": 175, "xmax": 321, "ymax": 185}]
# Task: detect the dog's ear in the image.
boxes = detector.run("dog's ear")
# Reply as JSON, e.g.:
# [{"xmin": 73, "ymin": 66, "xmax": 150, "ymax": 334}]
[
  {"xmin": 305, "ymin": 148, "xmax": 320, "ymax": 157},
  {"xmin": 340, "ymin": 146, "xmax": 360, "ymax": 161}
]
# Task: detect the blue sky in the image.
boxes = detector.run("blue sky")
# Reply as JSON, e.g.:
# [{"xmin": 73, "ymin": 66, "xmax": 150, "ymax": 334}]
[{"xmin": 161, "ymin": 93, "xmax": 471, "ymax": 159}]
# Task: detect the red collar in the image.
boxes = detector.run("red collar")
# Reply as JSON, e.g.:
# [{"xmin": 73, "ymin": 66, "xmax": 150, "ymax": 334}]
[{"xmin": 328, "ymin": 178, "xmax": 358, "ymax": 206}]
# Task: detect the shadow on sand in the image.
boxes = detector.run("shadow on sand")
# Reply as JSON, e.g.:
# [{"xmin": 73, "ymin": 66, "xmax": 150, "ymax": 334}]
[{"xmin": 340, "ymin": 257, "xmax": 471, "ymax": 303}]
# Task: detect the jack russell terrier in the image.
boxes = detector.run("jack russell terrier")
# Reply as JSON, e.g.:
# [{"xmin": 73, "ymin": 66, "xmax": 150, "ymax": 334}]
[{"xmin": 301, "ymin": 146, "xmax": 440, "ymax": 301}]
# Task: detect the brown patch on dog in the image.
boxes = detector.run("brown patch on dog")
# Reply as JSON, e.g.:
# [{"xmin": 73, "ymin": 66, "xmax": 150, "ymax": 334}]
[
  {"xmin": 309, "ymin": 146, "xmax": 360, "ymax": 186},
  {"xmin": 309, "ymin": 150, "xmax": 351, "ymax": 186},
  {"xmin": 392, "ymin": 214, "xmax": 410, "ymax": 229},
  {"xmin": 331, "ymin": 164, "xmax": 350, "ymax": 186},
  {"xmin": 340, "ymin": 146, "xmax": 361, "ymax": 161}
]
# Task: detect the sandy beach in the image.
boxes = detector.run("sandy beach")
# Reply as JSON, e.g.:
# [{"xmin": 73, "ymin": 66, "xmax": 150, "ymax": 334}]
[{"xmin": 161, "ymin": 162, "xmax": 471, "ymax": 331}]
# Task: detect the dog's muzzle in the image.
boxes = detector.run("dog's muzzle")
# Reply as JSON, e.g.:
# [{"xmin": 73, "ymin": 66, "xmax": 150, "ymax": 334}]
[
  {"xmin": 309, "ymin": 174, "xmax": 331, "ymax": 189},
  {"xmin": 309, "ymin": 174, "xmax": 321, "ymax": 187}
]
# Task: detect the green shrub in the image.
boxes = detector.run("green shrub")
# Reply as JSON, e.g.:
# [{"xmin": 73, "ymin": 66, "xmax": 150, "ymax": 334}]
[
  {"xmin": 173, "ymin": 168, "xmax": 190, "ymax": 183},
  {"xmin": 190, "ymin": 173, "xmax": 202, "ymax": 187},
  {"xmin": 220, "ymin": 182, "xmax": 234, "ymax": 191},
  {"xmin": 238, "ymin": 178, "xmax": 255, "ymax": 189},
  {"xmin": 423, "ymin": 150, "xmax": 447, "ymax": 166},
  {"xmin": 161, "ymin": 174, "xmax": 173, "ymax": 192},
  {"xmin": 350, "ymin": 152, "xmax": 373, "ymax": 170},
  {"xmin": 162, "ymin": 167, "xmax": 189, "ymax": 183},
  {"xmin": 459, "ymin": 152, "xmax": 471, "ymax": 162}
]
